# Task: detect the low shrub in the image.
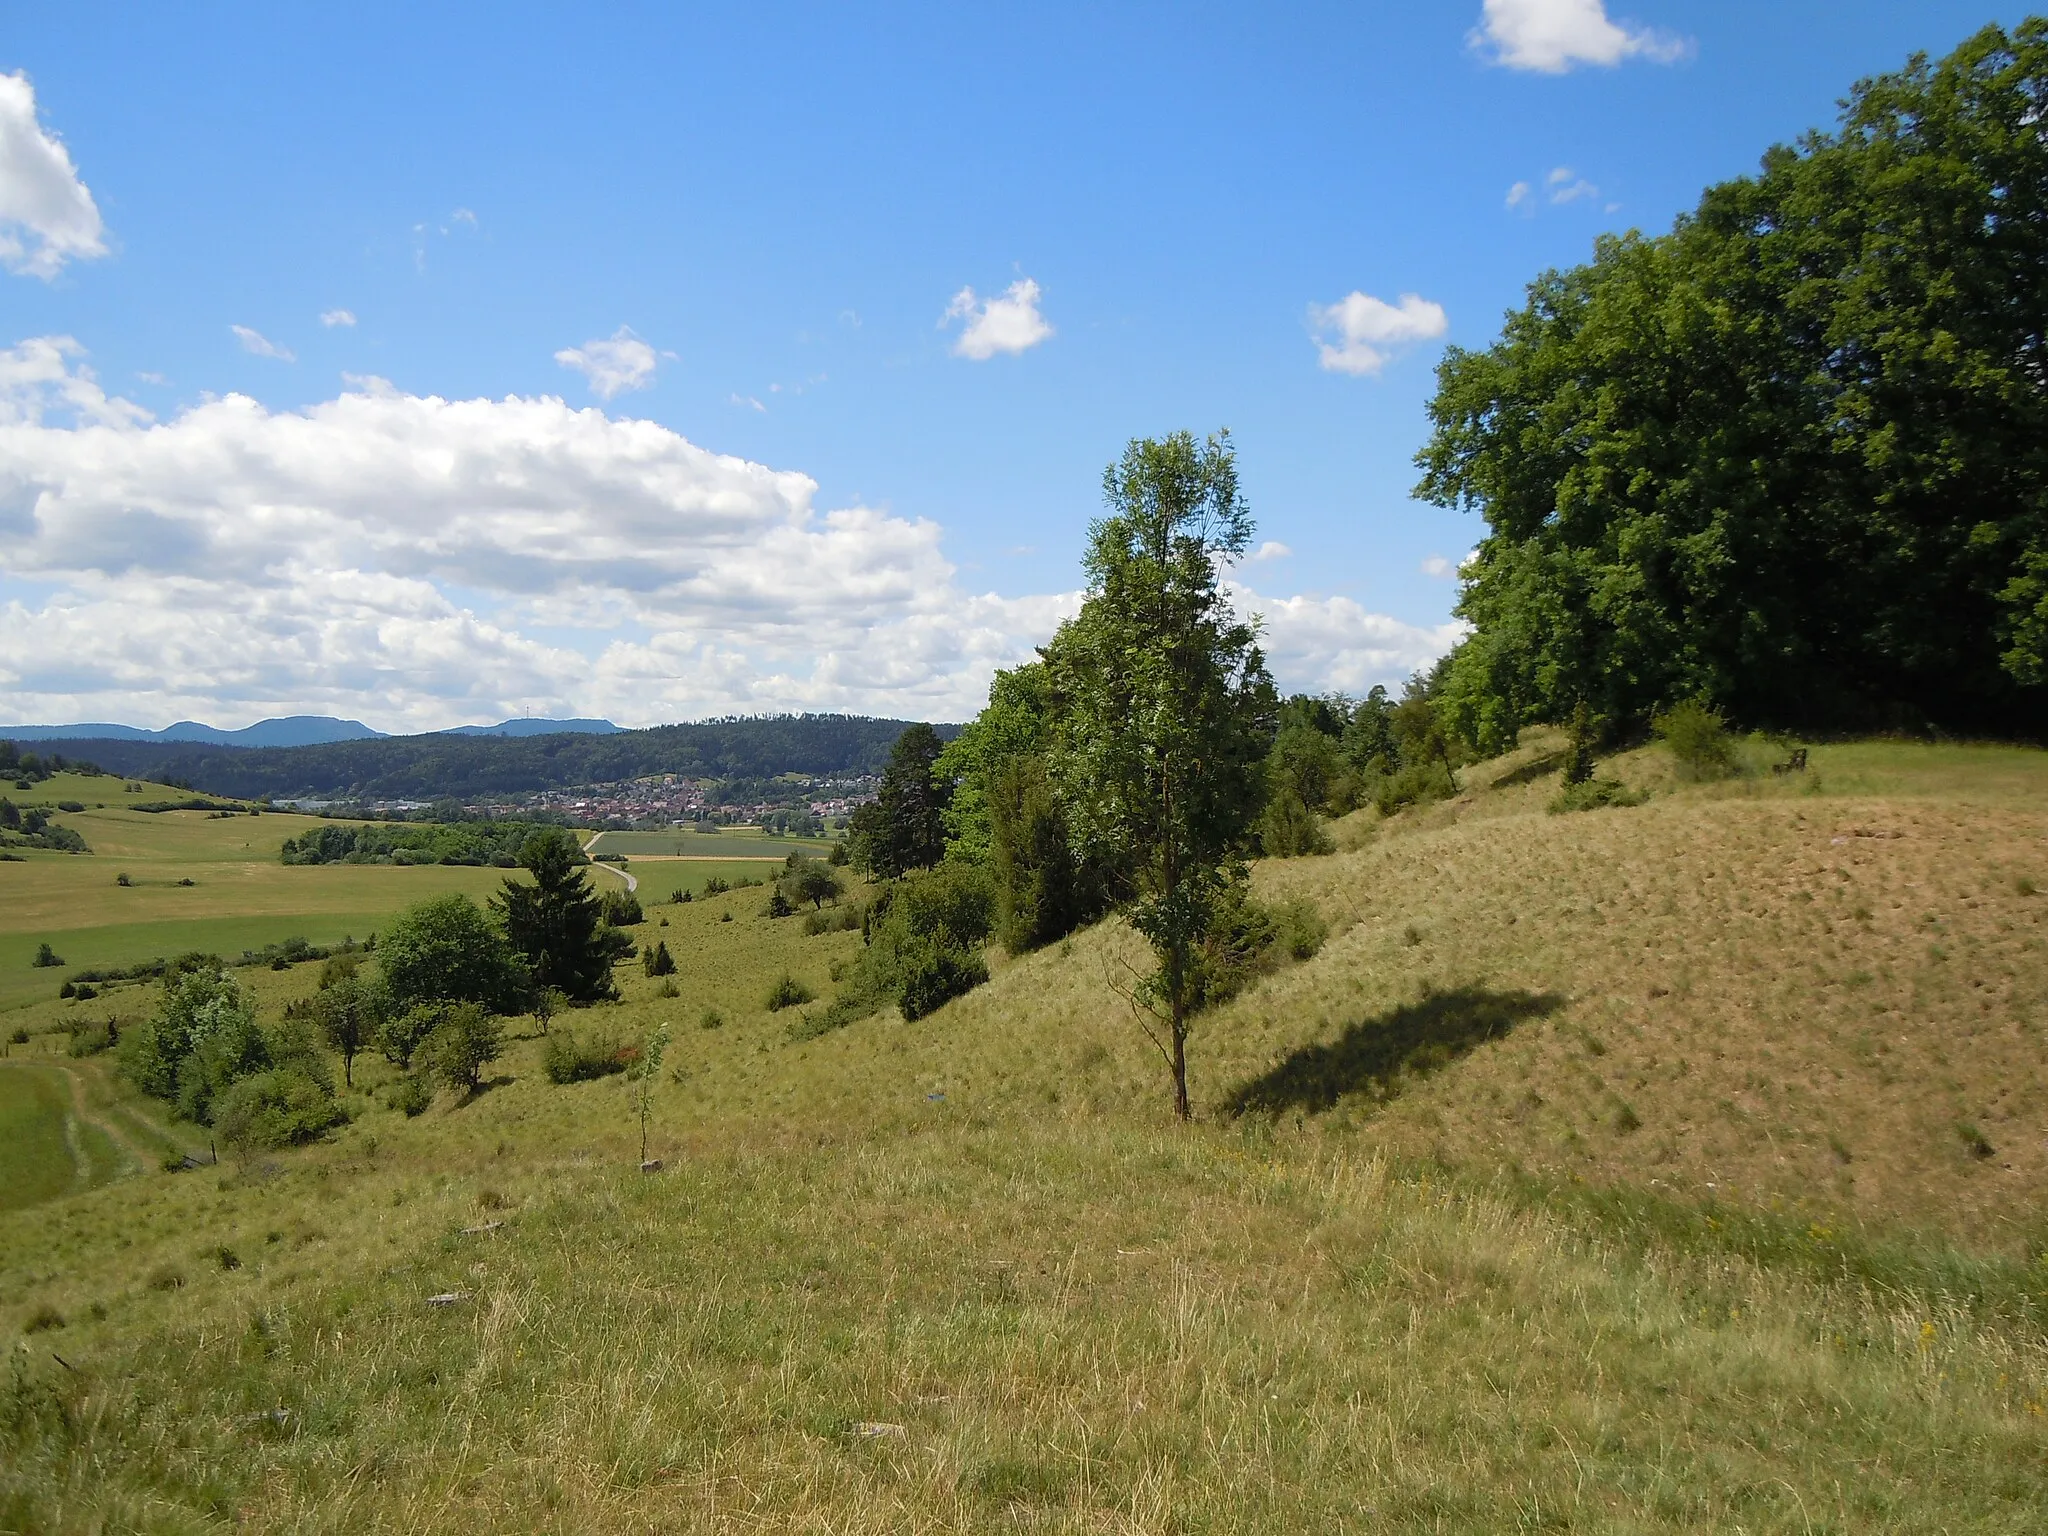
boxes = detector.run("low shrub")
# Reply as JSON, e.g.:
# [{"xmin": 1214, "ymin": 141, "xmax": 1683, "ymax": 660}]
[
  {"xmin": 32, "ymin": 942, "xmax": 63, "ymax": 969},
  {"xmin": 386, "ymin": 1075, "xmax": 434, "ymax": 1117},
  {"xmin": 1653, "ymin": 698, "xmax": 1739, "ymax": 780},
  {"xmin": 896, "ymin": 934, "xmax": 990, "ymax": 1021},
  {"xmin": 67, "ymin": 1019, "xmax": 116, "ymax": 1057},
  {"xmin": 213, "ymin": 1068, "xmax": 346, "ymax": 1153},
  {"xmin": 1371, "ymin": 760, "xmax": 1456, "ymax": 817},
  {"xmin": 804, "ymin": 905, "xmax": 862, "ymax": 936},
  {"xmin": 599, "ymin": 889, "xmax": 643, "ymax": 926},
  {"xmin": 1272, "ymin": 898, "xmax": 1329, "ymax": 962},
  {"xmin": 766, "ymin": 975, "xmax": 814, "ymax": 1011},
  {"xmin": 698, "ymin": 1007, "xmax": 724, "ymax": 1031},
  {"xmin": 1256, "ymin": 791, "xmax": 1333, "ymax": 858},
  {"xmin": 542, "ymin": 1027, "xmax": 628, "ymax": 1084},
  {"xmin": 421, "ymin": 1003, "xmax": 504, "ymax": 1092},
  {"xmin": 814, "ymin": 864, "xmax": 997, "ymax": 1028},
  {"xmin": 1548, "ymin": 777, "xmax": 1648, "ymax": 814}
]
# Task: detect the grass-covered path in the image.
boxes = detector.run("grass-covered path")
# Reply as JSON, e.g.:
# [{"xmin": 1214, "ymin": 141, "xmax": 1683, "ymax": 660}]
[{"xmin": 0, "ymin": 1060, "xmax": 126, "ymax": 1211}]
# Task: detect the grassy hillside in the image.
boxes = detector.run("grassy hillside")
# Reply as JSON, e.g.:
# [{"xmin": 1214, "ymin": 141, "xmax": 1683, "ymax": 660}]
[{"xmin": 4, "ymin": 741, "xmax": 2048, "ymax": 1531}]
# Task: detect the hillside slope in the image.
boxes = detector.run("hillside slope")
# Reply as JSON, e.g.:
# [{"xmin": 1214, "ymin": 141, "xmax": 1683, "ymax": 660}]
[{"xmin": 745, "ymin": 739, "xmax": 2048, "ymax": 1247}]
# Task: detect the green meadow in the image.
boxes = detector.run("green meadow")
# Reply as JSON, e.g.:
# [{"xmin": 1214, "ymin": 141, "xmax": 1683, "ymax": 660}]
[
  {"xmin": 3, "ymin": 744, "xmax": 2048, "ymax": 1530},
  {"xmin": 0, "ymin": 778, "xmax": 507, "ymax": 1014},
  {"xmin": 587, "ymin": 827, "xmax": 840, "ymax": 861}
]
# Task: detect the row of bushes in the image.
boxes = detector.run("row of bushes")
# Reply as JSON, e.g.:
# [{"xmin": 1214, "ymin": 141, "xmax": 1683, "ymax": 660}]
[
  {"xmin": 0, "ymin": 801, "xmax": 91, "ymax": 853},
  {"xmin": 279, "ymin": 819, "xmax": 564, "ymax": 867}
]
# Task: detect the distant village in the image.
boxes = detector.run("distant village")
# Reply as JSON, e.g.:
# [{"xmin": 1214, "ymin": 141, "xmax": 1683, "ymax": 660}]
[{"xmin": 283, "ymin": 772, "xmax": 878, "ymax": 831}]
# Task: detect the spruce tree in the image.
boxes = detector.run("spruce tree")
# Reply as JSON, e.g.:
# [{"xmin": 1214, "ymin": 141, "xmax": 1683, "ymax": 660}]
[{"xmin": 494, "ymin": 827, "xmax": 629, "ymax": 1003}]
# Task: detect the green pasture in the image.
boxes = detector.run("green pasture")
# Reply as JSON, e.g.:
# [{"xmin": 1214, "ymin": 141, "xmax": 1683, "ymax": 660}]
[
  {"xmin": 587, "ymin": 827, "xmax": 838, "ymax": 860},
  {"xmin": 610, "ymin": 859, "xmax": 791, "ymax": 903},
  {"xmin": 0, "ymin": 790, "xmax": 811, "ymax": 1015},
  {"xmin": 0, "ymin": 771, "xmax": 163, "ymax": 811},
  {"xmin": 0, "ymin": 798, "xmax": 508, "ymax": 1013},
  {"xmin": 1789, "ymin": 739, "xmax": 2048, "ymax": 804}
]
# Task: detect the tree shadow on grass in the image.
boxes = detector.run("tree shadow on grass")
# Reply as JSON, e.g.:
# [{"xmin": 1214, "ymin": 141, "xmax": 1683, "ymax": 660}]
[
  {"xmin": 1489, "ymin": 752, "xmax": 1566, "ymax": 789},
  {"xmin": 1222, "ymin": 986, "xmax": 1564, "ymax": 1118}
]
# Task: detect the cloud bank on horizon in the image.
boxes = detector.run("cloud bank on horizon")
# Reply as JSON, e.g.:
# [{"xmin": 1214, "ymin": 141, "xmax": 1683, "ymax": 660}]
[{"xmin": 0, "ymin": 339, "xmax": 1462, "ymax": 733}]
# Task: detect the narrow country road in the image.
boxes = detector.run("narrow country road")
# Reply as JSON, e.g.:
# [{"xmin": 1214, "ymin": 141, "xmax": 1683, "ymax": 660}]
[{"xmin": 580, "ymin": 833, "xmax": 638, "ymax": 892}]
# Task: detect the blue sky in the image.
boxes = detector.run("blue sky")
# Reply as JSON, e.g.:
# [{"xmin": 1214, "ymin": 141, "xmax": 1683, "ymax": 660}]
[{"xmin": 0, "ymin": 1, "xmax": 2025, "ymax": 730}]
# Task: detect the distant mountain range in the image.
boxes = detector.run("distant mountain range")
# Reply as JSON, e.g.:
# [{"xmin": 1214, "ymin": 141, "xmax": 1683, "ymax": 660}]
[
  {"xmin": 438, "ymin": 718, "xmax": 623, "ymax": 738},
  {"xmin": 1, "ymin": 715, "xmax": 623, "ymax": 748}
]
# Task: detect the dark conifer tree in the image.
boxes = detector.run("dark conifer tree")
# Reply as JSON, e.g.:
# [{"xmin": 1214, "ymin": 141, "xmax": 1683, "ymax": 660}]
[
  {"xmin": 494, "ymin": 827, "xmax": 630, "ymax": 1002},
  {"xmin": 848, "ymin": 724, "xmax": 951, "ymax": 877}
]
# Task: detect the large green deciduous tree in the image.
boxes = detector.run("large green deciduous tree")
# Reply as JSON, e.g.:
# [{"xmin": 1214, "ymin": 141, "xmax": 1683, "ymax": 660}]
[
  {"xmin": 1045, "ymin": 430, "xmax": 1274, "ymax": 1120},
  {"xmin": 380, "ymin": 894, "xmax": 528, "ymax": 1014},
  {"xmin": 493, "ymin": 826, "xmax": 630, "ymax": 1004},
  {"xmin": 1418, "ymin": 21, "xmax": 2048, "ymax": 748}
]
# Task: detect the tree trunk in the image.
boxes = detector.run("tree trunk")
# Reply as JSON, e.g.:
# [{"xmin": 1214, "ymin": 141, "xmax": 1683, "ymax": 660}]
[{"xmin": 1171, "ymin": 1014, "xmax": 1190, "ymax": 1121}]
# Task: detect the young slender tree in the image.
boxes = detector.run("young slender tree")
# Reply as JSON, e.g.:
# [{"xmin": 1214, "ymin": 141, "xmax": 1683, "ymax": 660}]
[
  {"xmin": 635, "ymin": 1024, "xmax": 671, "ymax": 1169},
  {"xmin": 312, "ymin": 972, "xmax": 387, "ymax": 1087},
  {"xmin": 1045, "ymin": 430, "xmax": 1274, "ymax": 1119}
]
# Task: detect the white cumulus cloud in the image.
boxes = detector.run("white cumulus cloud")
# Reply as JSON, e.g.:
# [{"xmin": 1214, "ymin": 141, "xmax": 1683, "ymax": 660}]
[
  {"xmin": 1471, "ymin": 0, "xmax": 1691, "ymax": 73},
  {"xmin": 942, "ymin": 278, "xmax": 1053, "ymax": 360},
  {"xmin": 1245, "ymin": 540, "xmax": 1293, "ymax": 564},
  {"xmin": 1547, "ymin": 166, "xmax": 1600, "ymax": 204},
  {"xmin": 0, "ymin": 72, "xmax": 107, "ymax": 279},
  {"xmin": 1309, "ymin": 291, "xmax": 1448, "ymax": 377},
  {"xmin": 320, "ymin": 309, "xmax": 357, "ymax": 328},
  {"xmin": 1506, "ymin": 180, "xmax": 1533, "ymax": 210},
  {"xmin": 0, "ymin": 337, "xmax": 1454, "ymax": 730},
  {"xmin": 555, "ymin": 327, "xmax": 658, "ymax": 399},
  {"xmin": 231, "ymin": 325, "xmax": 294, "ymax": 362},
  {"xmin": 1233, "ymin": 585, "xmax": 1466, "ymax": 698}
]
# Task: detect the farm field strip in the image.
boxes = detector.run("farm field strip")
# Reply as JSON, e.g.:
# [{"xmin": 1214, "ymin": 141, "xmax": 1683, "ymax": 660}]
[{"xmin": 584, "ymin": 829, "xmax": 839, "ymax": 860}]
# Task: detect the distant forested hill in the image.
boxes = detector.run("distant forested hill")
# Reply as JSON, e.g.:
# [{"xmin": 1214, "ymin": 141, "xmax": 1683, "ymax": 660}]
[{"xmin": 24, "ymin": 716, "xmax": 944, "ymax": 799}]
